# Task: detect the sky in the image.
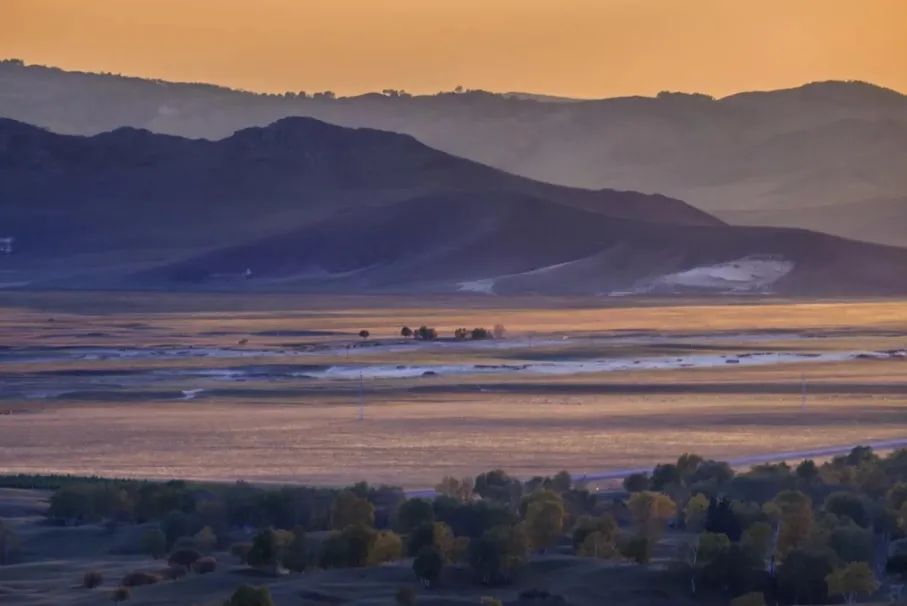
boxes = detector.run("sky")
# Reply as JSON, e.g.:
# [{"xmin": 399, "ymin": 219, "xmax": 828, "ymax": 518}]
[{"xmin": 2, "ymin": 0, "xmax": 906, "ymax": 98}]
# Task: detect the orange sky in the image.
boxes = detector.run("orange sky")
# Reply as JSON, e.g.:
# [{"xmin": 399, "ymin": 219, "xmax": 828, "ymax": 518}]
[{"xmin": 3, "ymin": 0, "xmax": 906, "ymax": 98}]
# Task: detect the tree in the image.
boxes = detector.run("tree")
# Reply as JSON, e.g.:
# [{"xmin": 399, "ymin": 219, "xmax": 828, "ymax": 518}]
[
  {"xmin": 705, "ymin": 496, "xmax": 742, "ymax": 541},
  {"xmin": 111, "ymin": 587, "xmax": 130, "ymax": 604},
  {"xmin": 82, "ymin": 570, "xmax": 103, "ymax": 589},
  {"xmin": 826, "ymin": 562, "xmax": 879, "ymax": 604},
  {"xmin": 193, "ymin": 556, "xmax": 217, "ymax": 574},
  {"xmin": 246, "ymin": 528, "xmax": 292, "ymax": 571},
  {"xmin": 414, "ymin": 326, "xmax": 437, "ymax": 341},
  {"xmin": 413, "ymin": 546, "xmax": 444, "ymax": 587},
  {"xmin": 474, "ymin": 470, "xmax": 522, "ymax": 505},
  {"xmin": 168, "ymin": 547, "xmax": 201, "ymax": 570},
  {"xmin": 572, "ymin": 513, "xmax": 617, "ymax": 553},
  {"xmin": 650, "ymin": 464, "xmax": 680, "ymax": 491},
  {"xmin": 824, "ymin": 492, "xmax": 871, "ymax": 528},
  {"xmin": 401, "ymin": 326, "xmax": 413, "ymax": 338},
  {"xmin": 140, "ymin": 527, "xmax": 166, "ymax": 559},
  {"xmin": 741, "ymin": 521, "xmax": 773, "ymax": 564},
  {"xmin": 627, "ymin": 491, "xmax": 676, "ymax": 540},
  {"xmin": 468, "ymin": 525, "xmax": 529, "ymax": 584},
  {"xmin": 226, "ymin": 585, "xmax": 274, "ymax": 606},
  {"xmin": 330, "ymin": 491, "xmax": 375, "ymax": 529},
  {"xmin": 684, "ymin": 493, "xmax": 709, "ymax": 531},
  {"xmin": 358, "ymin": 330, "xmax": 370, "ymax": 340},
  {"xmin": 407, "ymin": 522, "xmax": 454, "ymax": 560},
  {"xmin": 523, "ymin": 491, "xmax": 565, "ymax": 552},
  {"xmin": 454, "ymin": 328, "xmax": 469, "ymax": 340},
  {"xmin": 777, "ymin": 548, "xmax": 833, "ymax": 605},
  {"xmin": 471, "ymin": 327, "xmax": 491, "ymax": 340},
  {"xmin": 284, "ymin": 527, "xmax": 307, "ymax": 572},
  {"xmin": 368, "ymin": 530, "xmax": 403, "ymax": 565},
  {"xmin": 622, "ymin": 473, "xmax": 649, "ymax": 492},
  {"xmin": 796, "ymin": 459, "xmax": 819, "ymax": 483},
  {"xmin": 829, "ymin": 526, "xmax": 873, "ymax": 565},
  {"xmin": 396, "ymin": 498, "xmax": 435, "ymax": 534},
  {"xmin": 194, "ymin": 525, "xmax": 217, "ymax": 552},
  {"xmin": 340, "ymin": 523, "xmax": 378, "ymax": 567},
  {"xmin": 492, "ymin": 324, "xmax": 506, "ymax": 339},
  {"xmin": 772, "ymin": 490, "xmax": 813, "ymax": 558},
  {"xmin": 677, "ymin": 453, "xmax": 704, "ymax": 482},
  {"xmin": 435, "ymin": 476, "xmax": 473, "ymax": 502}
]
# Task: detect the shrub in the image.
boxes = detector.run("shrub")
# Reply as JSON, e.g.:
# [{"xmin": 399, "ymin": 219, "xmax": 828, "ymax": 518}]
[
  {"xmin": 168, "ymin": 547, "xmax": 201, "ymax": 570},
  {"xmin": 619, "ymin": 534, "xmax": 651, "ymax": 564},
  {"xmin": 82, "ymin": 570, "xmax": 103, "ymax": 589},
  {"xmin": 121, "ymin": 570, "xmax": 161, "ymax": 587},
  {"xmin": 111, "ymin": 586, "xmax": 131, "ymax": 604},
  {"xmin": 413, "ymin": 546, "xmax": 444, "ymax": 587},
  {"xmin": 225, "ymin": 584, "xmax": 274, "ymax": 606},
  {"xmin": 193, "ymin": 556, "xmax": 217, "ymax": 574}
]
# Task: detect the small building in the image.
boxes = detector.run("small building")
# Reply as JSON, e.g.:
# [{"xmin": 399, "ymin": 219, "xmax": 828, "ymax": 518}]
[{"xmin": 0, "ymin": 237, "xmax": 13, "ymax": 254}]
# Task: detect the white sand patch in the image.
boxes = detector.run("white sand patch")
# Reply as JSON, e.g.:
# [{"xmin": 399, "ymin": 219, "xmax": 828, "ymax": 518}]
[
  {"xmin": 640, "ymin": 255, "xmax": 794, "ymax": 293},
  {"xmin": 457, "ymin": 278, "xmax": 496, "ymax": 294}
]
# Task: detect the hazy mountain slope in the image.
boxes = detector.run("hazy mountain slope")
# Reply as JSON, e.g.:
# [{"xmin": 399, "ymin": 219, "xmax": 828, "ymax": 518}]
[
  {"xmin": 2, "ymin": 61, "xmax": 906, "ymax": 245},
  {"xmin": 157, "ymin": 194, "xmax": 907, "ymax": 296},
  {"xmin": 2, "ymin": 115, "xmax": 906, "ymax": 296}
]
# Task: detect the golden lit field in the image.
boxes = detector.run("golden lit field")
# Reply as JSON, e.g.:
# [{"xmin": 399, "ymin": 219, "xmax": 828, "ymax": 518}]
[{"xmin": 1, "ymin": 293, "xmax": 905, "ymax": 488}]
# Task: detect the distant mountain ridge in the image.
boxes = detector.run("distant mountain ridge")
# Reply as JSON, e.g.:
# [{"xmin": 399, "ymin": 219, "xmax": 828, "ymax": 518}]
[
  {"xmin": 2, "ymin": 60, "xmax": 906, "ymax": 246},
  {"xmin": 2, "ymin": 116, "xmax": 907, "ymax": 296}
]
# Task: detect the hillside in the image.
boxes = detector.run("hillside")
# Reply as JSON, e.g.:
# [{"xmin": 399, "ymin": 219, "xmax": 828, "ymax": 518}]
[
  {"xmin": 2, "ymin": 60, "xmax": 906, "ymax": 245},
  {"xmin": 2, "ymin": 116, "xmax": 907, "ymax": 296}
]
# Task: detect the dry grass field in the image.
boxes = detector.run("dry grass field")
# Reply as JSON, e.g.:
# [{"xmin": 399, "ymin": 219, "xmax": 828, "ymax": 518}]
[{"xmin": 0, "ymin": 293, "xmax": 905, "ymax": 489}]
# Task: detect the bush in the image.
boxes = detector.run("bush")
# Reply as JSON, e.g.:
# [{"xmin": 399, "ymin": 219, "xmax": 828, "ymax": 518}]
[
  {"xmin": 619, "ymin": 534, "xmax": 651, "ymax": 564},
  {"xmin": 82, "ymin": 570, "xmax": 103, "ymax": 589},
  {"xmin": 193, "ymin": 556, "xmax": 217, "ymax": 574},
  {"xmin": 225, "ymin": 584, "xmax": 274, "ymax": 606},
  {"xmin": 111, "ymin": 586, "xmax": 131, "ymax": 604},
  {"xmin": 168, "ymin": 548, "xmax": 201, "ymax": 570},
  {"xmin": 121, "ymin": 570, "xmax": 161, "ymax": 587}
]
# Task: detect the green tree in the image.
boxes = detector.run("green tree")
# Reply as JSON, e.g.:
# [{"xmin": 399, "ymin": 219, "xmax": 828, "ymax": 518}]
[
  {"xmin": 194, "ymin": 525, "xmax": 217, "ymax": 553},
  {"xmin": 330, "ymin": 491, "xmax": 375, "ymax": 529},
  {"xmin": 413, "ymin": 546, "xmax": 444, "ymax": 587},
  {"xmin": 468, "ymin": 525, "xmax": 529, "ymax": 584},
  {"xmin": 247, "ymin": 528, "xmax": 293, "ymax": 572},
  {"xmin": 741, "ymin": 521, "xmax": 773, "ymax": 563},
  {"xmin": 396, "ymin": 498, "xmax": 435, "ymax": 533},
  {"xmin": 684, "ymin": 493, "xmax": 709, "ymax": 531},
  {"xmin": 627, "ymin": 491, "xmax": 676, "ymax": 540},
  {"xmin": 368, "ymin": 530, "xmax": 403, "ymax": 565},
  {"xmin": 772, "ymin": 490, "xmax": 813, "ymax": 558},
  {"xmin": 522, "ymin": 491, "xmax": 565, "ymax": 552},
  {"xmin": 826, "ymin": 562, "xmax": 879, "ymax": 604}
]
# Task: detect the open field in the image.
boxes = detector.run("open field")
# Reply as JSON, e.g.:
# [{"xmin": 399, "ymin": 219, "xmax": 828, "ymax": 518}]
[{"xmin": 1, "ymin": 293, "xmax": 905, "ymax": 489}]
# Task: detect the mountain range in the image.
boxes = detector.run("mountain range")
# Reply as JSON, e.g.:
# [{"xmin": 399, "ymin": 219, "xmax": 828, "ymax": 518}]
[
  {"xmin": 2, "ymin": 60, "xmax": 906, "ymax": 247},
  {"xmin": 2, "ymin": 116, "xmax": 906, "ymax": 296}
]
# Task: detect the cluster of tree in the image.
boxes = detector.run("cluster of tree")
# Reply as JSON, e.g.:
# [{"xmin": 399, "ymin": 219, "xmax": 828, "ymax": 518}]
[
  {"xmin": 453, "ymin": 327, "xmax": 493, "ymax": 340},
  {"xmin": 38, "ymin": 445, "xmax": 907, "ymax": 602},
  {"xmin": 398, "ymin": 324, "xmax": 505, "ymax": 341},
  {"xmin": 617, "ymin": 447, "xmax": 907, "ymax": 604}
]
